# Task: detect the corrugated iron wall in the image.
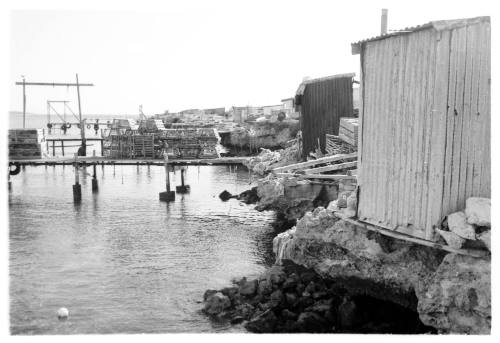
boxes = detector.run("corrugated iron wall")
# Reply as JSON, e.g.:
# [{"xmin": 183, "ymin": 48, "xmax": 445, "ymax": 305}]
[
  {"xmin": 300, "ymin": 76, "xmax": 354, "ymax": 159},
  {"xmin": 357, "ymin": 20, "xmax": 490, "ymax": 240}
]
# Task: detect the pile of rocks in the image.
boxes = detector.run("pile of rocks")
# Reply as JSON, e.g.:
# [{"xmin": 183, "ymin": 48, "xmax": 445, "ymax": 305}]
[
  {"xmin": 244, "ymin": 143, "xmax": 301, "ymax": 176},
  {"xmin": 203, "ymin": 262, "xmax": 434, "ymax": 333},
  {"xmin": 436, "ymin": 197, "xmax": 491, "ymax": 251}
]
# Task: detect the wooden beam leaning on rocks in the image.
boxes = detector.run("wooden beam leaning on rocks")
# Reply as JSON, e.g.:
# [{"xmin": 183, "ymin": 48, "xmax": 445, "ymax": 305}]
[
  {"xmin": 275, "ymin": 173, "xmax": 357, "ymax": 181},
  {"xmin": 303, "ymin": 161, "xmax": 357, "ymax": 174},
  {"xmin": 335, "ymin": 213, "xmax": 489, "ymax": 259},
  {"xmin": 272, "ymin": 152, "xmax": 357, "ymax": 174}
]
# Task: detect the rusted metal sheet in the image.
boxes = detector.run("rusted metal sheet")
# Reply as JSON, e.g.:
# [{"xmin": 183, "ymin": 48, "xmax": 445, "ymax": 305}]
[
  {"xmin": 355, "ymin": 17, "xmax": 490, "ymax": 240},
  {"xmin": 296, "ymin": 74, "xmax": 355, "ymax": 159}
]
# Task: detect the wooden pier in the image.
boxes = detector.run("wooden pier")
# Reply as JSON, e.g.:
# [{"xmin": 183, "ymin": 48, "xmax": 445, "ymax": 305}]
[{"xmin": 9, "ymin": 156, "xmax": 249, "ymax": 166}]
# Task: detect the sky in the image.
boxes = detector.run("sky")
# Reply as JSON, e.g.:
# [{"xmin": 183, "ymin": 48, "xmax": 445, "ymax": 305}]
[{"xmin": 8, "ymin": 0, "xmax": 495, "ymax": 116}]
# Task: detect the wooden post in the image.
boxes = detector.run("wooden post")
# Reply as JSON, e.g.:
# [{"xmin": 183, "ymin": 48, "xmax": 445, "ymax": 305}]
[
  {"xmin": 176, "ymin": 167, "xmax": 190, "ymax": 193},
  {"xmin": 92, "ymin": 150, "xmax": 98, "ymax": 192},
  {"xmin": 73, "ymin": 153, "xmax": 82, "ymax": 202},
  {"xmin": 76, "ymin": 74, "xmax": 86, "ymax": 156},
  {"xmin": 22, "ymin": 77, "xmax": 26, "ymax": 129},
  {"xmin": 61, "ymin": 140, "xmax": 65, "ymax": 156},
  {"xmin": 381, "ymin": 9, "xmax": 388, "ymax": 35},
  {"xmin": 159, "ymin": 153, "xmax": 175, "ymax": 201},
  {"xmin": 52, "ymin": 140, "xmax": 56, "ymax": 157},
  {"xmin": 100, "ymin": 139, "xmax": 104, "ymax": 157}
]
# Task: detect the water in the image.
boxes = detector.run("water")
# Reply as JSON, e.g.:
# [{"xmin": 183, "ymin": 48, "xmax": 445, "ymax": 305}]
[{"xmin": 9, "ymin": 165, "xmax": 275, "ymax": 334}]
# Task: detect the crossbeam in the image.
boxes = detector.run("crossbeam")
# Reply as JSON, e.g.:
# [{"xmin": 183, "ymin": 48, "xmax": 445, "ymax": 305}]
[{"xmin": 15, "ymin": 82, "xmax": 94, "ymax": 87}]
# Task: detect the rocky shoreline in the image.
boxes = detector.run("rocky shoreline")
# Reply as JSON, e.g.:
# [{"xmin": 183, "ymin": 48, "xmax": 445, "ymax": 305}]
[
  {"xmin": 203, "ymin": 261, "xmax": 436, "ymax": 333},
  {"xmin": 210, "ymin": 168, "xmax": 491, "ymax": 334}
]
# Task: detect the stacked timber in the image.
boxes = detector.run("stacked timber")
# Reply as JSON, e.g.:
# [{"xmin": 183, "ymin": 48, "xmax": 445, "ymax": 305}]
[
  {"xmin": 131, "ymin": 135, "xmax": 155, "ymax": 158},
  {"xmin": 162, "ymin": 128, "xmax": 220, "ymax": 159},
  {"xmin": 325, "ymin": 134, "xmax": 357, "ymax": 155},
  {"xmin": 272, "ymin": 152, "xmax": 357, "ymax": 181},
  {"xmin": 338, "ymin": 117, "xmax": 359, "ymax": 146},
  {"xmin": 9, "ymin": 129, "xmax": 46, "ymax": 159}
]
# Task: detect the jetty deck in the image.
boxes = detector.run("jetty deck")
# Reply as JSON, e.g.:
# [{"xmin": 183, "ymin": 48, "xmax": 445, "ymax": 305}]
[{"xmin": 10, "ymin": 156, "xmax": 249, "ymax": 166}]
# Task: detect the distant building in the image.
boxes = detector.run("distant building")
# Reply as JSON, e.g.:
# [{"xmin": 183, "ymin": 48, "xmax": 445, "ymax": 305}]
[
  {"xmin": 203, "ymin": 107, "xmax": 225, "ymax": 116},
  {"xmin": 262, "ymin": 104, "xmax": 282, "ymax": 116}
]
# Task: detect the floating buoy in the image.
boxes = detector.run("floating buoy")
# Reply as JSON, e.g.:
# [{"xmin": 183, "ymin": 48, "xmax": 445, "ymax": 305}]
[
  {"xmin": 57, "ymin": 307, "xmax": 69, "ymax": 320},
  {"xmin": 9, "ymin": 162, "xmax": 21, "ymax": 176}
]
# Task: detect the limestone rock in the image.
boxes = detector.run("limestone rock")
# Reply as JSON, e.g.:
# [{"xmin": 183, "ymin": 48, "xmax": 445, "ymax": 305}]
[
  {"xmin": 436, "ymin": 229, "xmax": 466, "ymax": 249},
  {"xmin": 203, "ymin": 292, "xmax": 231, "ymax": 315},
  {"xmin": 239, "ymin": 278, "xmax": 258, "ymax": 296},
  {"xmin": 465, "ymin": 197, "xmax": 490, "ymax": 227},
  {"xmin": 244, "ymin": 309, "xmax": 278, "ymax": 333},
  {"xmin": 478, "ymin": 230, "xmax": 491, "ymax": 251},
  {"xmin": 416, "ymin": 254, "xmax": 491, "ymax": 334},
  {"xmin": 327, "ymin": 200, "xmax": 340, "ymax": 212},
  {"xmin": 447, "ymin": 212, "xmax": 476, "ymax": 240}
]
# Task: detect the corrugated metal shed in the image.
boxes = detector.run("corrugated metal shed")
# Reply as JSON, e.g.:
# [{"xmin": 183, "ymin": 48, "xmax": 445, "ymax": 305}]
[
  {"xmin": 353, "ymin": 16, "xmax": 490, "ymax": 240},
  {"xmin": 295, "ymin": 73, "xmax": 355, "ymax": 159}
]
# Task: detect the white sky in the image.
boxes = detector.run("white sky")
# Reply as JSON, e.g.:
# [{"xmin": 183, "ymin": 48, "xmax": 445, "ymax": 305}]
[{"xmin": 8, "ymin": 0, "xmax": 495, "ymax": 116}]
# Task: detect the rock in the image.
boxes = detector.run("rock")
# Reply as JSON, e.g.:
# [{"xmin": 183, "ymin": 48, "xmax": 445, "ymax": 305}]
[
  {"xmin": 219, "ymin": 190, "xmax": 233, "ymax": 201},
  {"xmin": 285, "ymin": 292, "xmax": 298, "ymax": 307},
  {"xmin": 282, "ymin": 273, "xmax": 299, "ymax": 290},
  {"xmin": 244, "ymin": 309, "xmax": 278, "ymax": 333},
  {"xmin": 306, "ymin": 298, "xmax": 332, "ymax": 314},
  {"xmin": 465, "ymin": 197, "xmax": 490, "ymax": 227},
  {"xmin": 295, "ymin": 295, "xmax": 314, "ymax": 311},
  {"xmin": 220, "ymin": 286, "xmax": 239, "ymax": 300},
  {"xmin": 203, "ymin": 289, "xmax": 217, "ymax": 302},
  {"xmin": 338, "ymin": 297, "xmax": 357, "ymax": 329},
  {"xmin": 265, "ymin": 265, "xmax": 287, "ymax": 285},
  {"xmin": 478, "ymin": 230, "xmax": 491, "ymax": 251},
  {"xmin": 234, "ymin": 303, "xmax": 255, "ymax": 319},
  {"xmin": 269, "ymin": 290, "xmax": 284, "ymax": 308},
  {"xmin": 203, "ymin": 292, "xmax": 231, "ymax": 315},
  {"xmin": 304, "ymin": 281, "xmax": 316, "ymax": 294},
  {"xmin": 447, "ymin": 212, "xmax": 476, "ymax": 240},
  {"xmin": 239, "ymin": 278, "xmax": 258, "ymax": 296},
  {"xmin": 327, "ymin": 200, "xmax": 340, "ymax": 212},
  {"xmin": 346, "ymin": 192, "xmax": 357, "ymax": 212},
  {"xmin": 257, "ymin": 279, "xmax": 272, "ymax": 296},
  {"xmin": 230, "ymin": 316, "xmax": 245, "ymax": 324},
  {"xmin": 416, "ymin": 254, "xmax": 491, "ymax": 334},
  {"xmin": 300, "ymin": 271, "xmax": 316, "ymax": 284},
  {"xmin": 281, "ymin": 309, "xmax": 298, "ymax": 320},
  {"xmin": 296, "ymin": 311, "xmax": 329, "ymax": 332},
  {"xmin": 312, "ymin": 291, "xmax": 328, "ymax": 300},
  {"xmin": 436, "ymin": 228, "xmax": 466, "ymax": 249}
]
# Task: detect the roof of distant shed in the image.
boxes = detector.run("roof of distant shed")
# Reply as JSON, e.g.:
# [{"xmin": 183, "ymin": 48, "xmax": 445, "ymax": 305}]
[
  {"xmin": 351, "ymin": 16, "xmax": 490, "ymax": 55},
  {"xmin": 296, "ymin": 73, "xmax": 355, "ymax": 96}
]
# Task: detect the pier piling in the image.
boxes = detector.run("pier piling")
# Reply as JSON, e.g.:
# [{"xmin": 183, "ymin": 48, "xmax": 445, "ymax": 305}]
[
  {"xmin": 92, "ymin": 150, "xmax": 98, "ymax": 192},
  {"xmin": 159, "ymin": 153, "xmax": 175, "ymax": 202},
  {"xmin": 176, "ymin": 167, "xmax": 190, "ymax": 193},
  {"xmin": 73, "ymin": 154, "xmax": 82, "ymax": 203}
]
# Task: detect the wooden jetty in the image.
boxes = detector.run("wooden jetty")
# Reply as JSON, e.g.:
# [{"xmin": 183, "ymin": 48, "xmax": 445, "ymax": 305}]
[{"xmin": 10, "ymin": 156, "xmax": 249, "ymax": 166}]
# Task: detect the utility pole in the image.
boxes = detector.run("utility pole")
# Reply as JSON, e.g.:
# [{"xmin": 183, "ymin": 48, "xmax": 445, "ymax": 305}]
[
  {"xmin": 76, "ymin": 74, "xmax": 86, "ymax": 156},
  {"xmin": 22, "ymin": 76, "xmax": 26, "ymax": 128}
]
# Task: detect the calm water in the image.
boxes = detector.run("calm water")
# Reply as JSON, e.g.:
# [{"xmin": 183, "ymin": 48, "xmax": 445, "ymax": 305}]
[{"xmin": 9, "ymin": 165, "xmax": 275, "ymax": 334}]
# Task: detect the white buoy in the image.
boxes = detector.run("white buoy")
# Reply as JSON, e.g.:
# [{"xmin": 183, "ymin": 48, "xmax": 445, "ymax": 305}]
[{"xmin": 57, "ymin": 307, "xmax": 69, "ymax": 320}]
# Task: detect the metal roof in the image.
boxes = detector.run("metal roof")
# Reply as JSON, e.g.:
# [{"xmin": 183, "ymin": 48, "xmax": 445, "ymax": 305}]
[
  {"xmin": 296, "ymin": 73, "xmax": 356, "ymax": 96},
  {"xmin": 351, "ymin": 16, "xmax": 490, "ymax": 55}
]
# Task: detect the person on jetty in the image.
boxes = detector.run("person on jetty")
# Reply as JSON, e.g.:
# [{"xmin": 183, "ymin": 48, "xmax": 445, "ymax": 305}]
[
  {"xmin": 46, "ymin": 122, "xmax": 52, "ymax": 135},
  {"xmin": 94, "ymin": 122, "xmax": 99, "ymax": 136}
]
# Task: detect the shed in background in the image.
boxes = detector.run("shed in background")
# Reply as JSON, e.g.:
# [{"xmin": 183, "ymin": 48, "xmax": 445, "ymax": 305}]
[
  {"xmin": 352, "ymin": 16, "xmax": 490, "ymax": 240},
  {"xmin": 295, "ymin": 74, "xmax": 355, "ymax": 159}
]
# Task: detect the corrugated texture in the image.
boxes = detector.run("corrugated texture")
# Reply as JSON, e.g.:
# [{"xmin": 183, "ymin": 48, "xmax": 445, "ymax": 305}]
[
  {"xmin": 357, "ymin": 20, "xmax": 490, "ymax": 240},
  {"xmin": 351, "ymin": 16, "xmax": 489, "ymax": 55},
  {"xmin": 298, "ymin": 75, "xmax": 354, "ymax": 159}
]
